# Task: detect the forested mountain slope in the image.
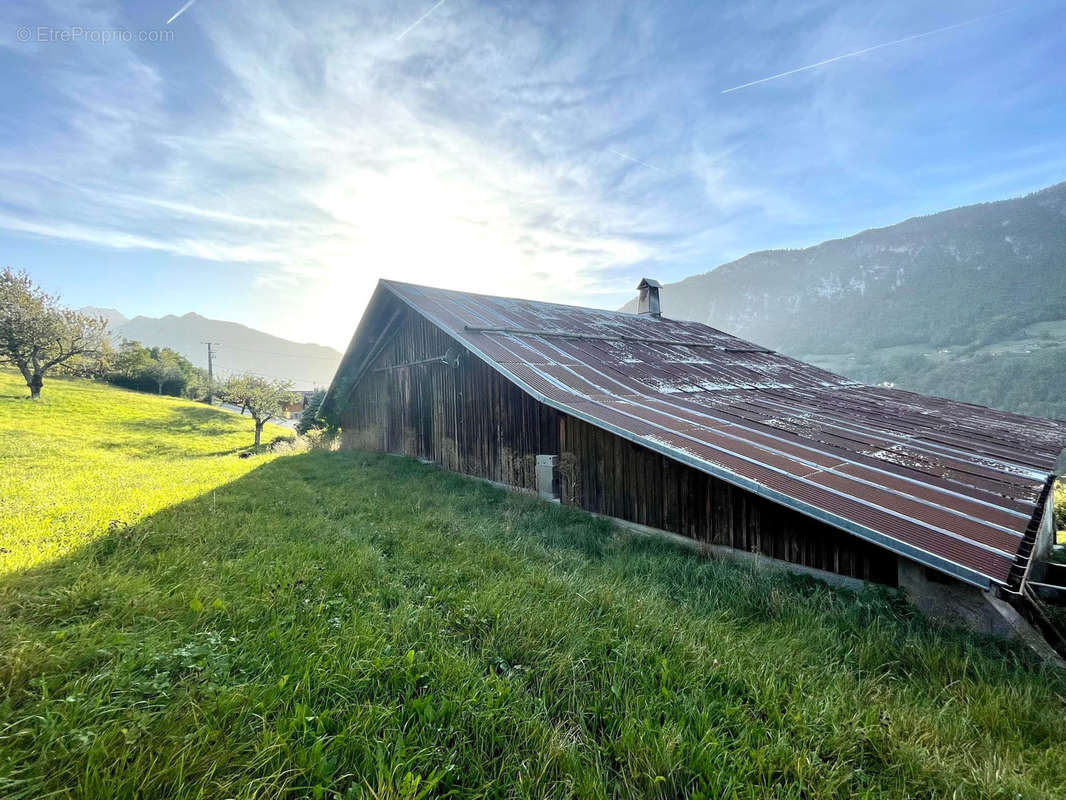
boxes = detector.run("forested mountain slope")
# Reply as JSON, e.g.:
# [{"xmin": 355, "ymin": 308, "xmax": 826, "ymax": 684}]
[{"xmin": 626, "ymin": 182, "xmax": 1066, "ymax": 420}]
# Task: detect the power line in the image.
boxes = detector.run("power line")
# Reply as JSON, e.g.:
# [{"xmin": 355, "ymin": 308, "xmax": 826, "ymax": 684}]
[
  {"xmin": 219, "ymin": 343, "xmax": 341, "ymax": 361},
  {"xmin": 213, "ymin": 362, "xmax": 328, "ymax": 388}
]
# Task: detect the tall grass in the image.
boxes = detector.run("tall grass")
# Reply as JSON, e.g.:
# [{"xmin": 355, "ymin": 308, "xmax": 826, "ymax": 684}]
[{"xmin": 1, "ymin": 372, "xmax": 1064, "ymax": 799}]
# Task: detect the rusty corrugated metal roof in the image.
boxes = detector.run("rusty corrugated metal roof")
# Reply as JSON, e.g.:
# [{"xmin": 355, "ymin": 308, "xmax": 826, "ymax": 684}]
[{"xmin": 334, "ymin": 279, "xmax": 1066, "ymax": 589}]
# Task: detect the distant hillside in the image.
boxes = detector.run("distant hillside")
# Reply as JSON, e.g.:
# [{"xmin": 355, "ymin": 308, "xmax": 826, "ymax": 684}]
[
  {"xmin": 83, "ymin": 309, "xmax": 342, "ymax": 390},
  {"xmin": 625, "ymin": 182, "xmax": 1066, "ymax": 420},
  {"xmin": 81, "ymin": 306, "xmax": 129, "ymax": 329}
]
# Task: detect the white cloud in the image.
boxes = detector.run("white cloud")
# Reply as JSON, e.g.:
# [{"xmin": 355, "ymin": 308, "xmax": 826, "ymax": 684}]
[
  {"xmin": 2, "ymin": 0, "xmax": 1062, "ymax": 348},
  {"xmin": 1, "ymin": 0, "xmax": 694, "ymax": 346}
]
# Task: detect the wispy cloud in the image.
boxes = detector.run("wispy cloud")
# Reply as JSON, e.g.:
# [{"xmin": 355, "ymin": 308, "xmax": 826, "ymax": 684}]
[
  {"xmin": 0, "ymin": 0, "xmax": 693, "ymax": 343},
  {"xmin": 1, "ymin": 0, "xmax": 1061, "ymax": 347},
  {"xmin": 721, "ymin": 10, "xmax": 1008, "ymax": 93}
]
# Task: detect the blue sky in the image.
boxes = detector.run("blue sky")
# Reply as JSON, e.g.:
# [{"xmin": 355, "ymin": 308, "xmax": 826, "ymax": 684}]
[{"xmin": 1, "ymin": 0, "xmax": 1064, "ymax": 351}]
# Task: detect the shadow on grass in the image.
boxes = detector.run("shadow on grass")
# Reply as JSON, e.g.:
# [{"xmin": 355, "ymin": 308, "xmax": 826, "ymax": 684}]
[
  {"xmin": 2, "ymin": 451, "xmax": 1064, "ymax": 799},
  {"xmin": 91, "ymin": 439, "xmax": 256, "ymax": 458},
  {"xmin": 117, "ymin": 404, "xmax": 249, "ymax": 431}
]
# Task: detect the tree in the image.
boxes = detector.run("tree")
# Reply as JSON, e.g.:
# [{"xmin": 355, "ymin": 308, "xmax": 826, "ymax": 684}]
[
  {"xmin": 220, "ymin": 374, "xmax": 298, "ymax": 447},
  {"xmin": 106, "ymin": 339, "xmax": 207, "ymax": 398},
  {"xmin": 58, "ymin": 336, "xmax": 115, "ymax": 380},
  {"xmin": 296, "ymin": 389, "xmax": 326, "ymax": 434},
  {"xmin": 112, "ymin": 339, "xmax": 156, "ymax": 382},
  {"xmin": 0, "ymin": 268, "xmax": 107, "ymax": 399},
  {"xmin": 143, "ymin": 349, "xmax": 183, "ymax": 394},
  {"xmin": 183, "ymin": 371, "xmax": 214, "ymax": 402}
]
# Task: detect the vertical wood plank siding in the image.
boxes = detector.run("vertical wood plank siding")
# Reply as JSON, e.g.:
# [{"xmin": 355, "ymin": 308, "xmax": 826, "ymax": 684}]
[
  {"xmin": 558, "ymin": 415, "xmax": 898, "ymax": 585},
  {"xmin": 341, "ymin": 310, "xmax": 558, "ymax": 491},
  {"xmin": 341, "ymin": 309, "xmax": 898, "ymax": 586}
]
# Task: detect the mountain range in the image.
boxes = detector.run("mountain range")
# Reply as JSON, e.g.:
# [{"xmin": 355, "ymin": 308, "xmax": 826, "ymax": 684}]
[
  {"xmin": 82, "ymin": 182, "xmax": 1065, "ymax": 413},
  {"xmin": 82, "ymin": 308, "xmax": 342, "ymax": 390},
  {"xmin": 623, "ymin": 181, "xmax": 1066, "ymax": 421}
]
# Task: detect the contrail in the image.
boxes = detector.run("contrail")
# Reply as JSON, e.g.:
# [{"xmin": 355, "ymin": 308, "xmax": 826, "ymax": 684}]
[
  {"xmin": 166, "ymin": 0, "xmax": 198, "ymax": 25},
  {"xmin": 397, "ymin": 0, "xmax": 452, "ymax": 41},
  {"xmin": 609, "ymin": 149, "xmax": 666, "ymax": 173},
  {"xmin": 721, "ymin": 10, "xmax": 1007, "ymax": 93}
]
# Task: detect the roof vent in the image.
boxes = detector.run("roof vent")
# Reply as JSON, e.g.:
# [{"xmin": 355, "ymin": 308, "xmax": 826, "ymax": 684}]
[{"xmin": 636, "ymin": 278, "xmax": 661, "ymax": 318}]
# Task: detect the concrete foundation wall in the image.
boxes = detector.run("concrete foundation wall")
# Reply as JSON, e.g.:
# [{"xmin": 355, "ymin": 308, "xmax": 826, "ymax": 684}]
[
  {"xmin": 897, "ymin": 560, "xmax": 1015, "ymax": 637},
  {"xmin": 897, "ymin": 558, "xmax": 1063, "ymax": 664}
]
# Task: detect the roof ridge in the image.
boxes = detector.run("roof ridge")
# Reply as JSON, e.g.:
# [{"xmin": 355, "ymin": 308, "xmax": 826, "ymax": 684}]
[{"xmin": 378, "ymin": 277, "xmax": 709, "ymax": 327}]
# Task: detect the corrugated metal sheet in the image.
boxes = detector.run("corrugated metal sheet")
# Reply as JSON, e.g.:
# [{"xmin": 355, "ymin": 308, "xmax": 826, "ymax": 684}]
[{"xmin": 339, "ymin": 280, "xmax": 1066, "ymax": 589}]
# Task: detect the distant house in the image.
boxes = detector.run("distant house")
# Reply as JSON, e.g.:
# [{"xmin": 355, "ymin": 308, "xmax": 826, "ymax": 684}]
[
  {"xmin": 278, "ymin": 391, "xmax": 320, "ymax": 419},
  {"xmin": 323, "ymin": 279, "xmax": 1066, "ymax": 638},
  {"xmin": 279, "ymin": 397, "xmax": 303, "ymax": 418}
]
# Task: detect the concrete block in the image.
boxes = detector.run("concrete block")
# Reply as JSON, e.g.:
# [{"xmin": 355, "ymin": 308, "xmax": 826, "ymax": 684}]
[{"xmin": 536, "ymin": 454, "xmax": 559, "ymax": 501}]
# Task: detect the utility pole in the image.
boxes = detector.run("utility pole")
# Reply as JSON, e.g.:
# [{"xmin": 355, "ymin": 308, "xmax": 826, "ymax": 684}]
[{"xmin": 203, "ymin": 342, "xmax": 220, "ymax": 404}]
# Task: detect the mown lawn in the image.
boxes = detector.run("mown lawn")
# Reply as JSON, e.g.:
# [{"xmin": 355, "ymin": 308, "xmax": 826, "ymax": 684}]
[
  {"xmin": 0, "ymin": 370, "xmax": 290, "ymax": 573},
  {"xmin": 1, "ymin": 372, "xmax": 1065, "ymax": 799}
]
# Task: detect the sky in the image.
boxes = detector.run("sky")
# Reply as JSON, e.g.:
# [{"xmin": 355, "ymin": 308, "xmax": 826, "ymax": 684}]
[{"xmin": 1, "ymin": 0, "xmax": 1064, "ymax": 353}]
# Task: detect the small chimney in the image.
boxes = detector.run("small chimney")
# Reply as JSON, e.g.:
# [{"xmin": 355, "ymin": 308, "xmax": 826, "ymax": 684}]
[{"xmin": 636, "ymin": 278, "xmax": 661, "ymax": 318}]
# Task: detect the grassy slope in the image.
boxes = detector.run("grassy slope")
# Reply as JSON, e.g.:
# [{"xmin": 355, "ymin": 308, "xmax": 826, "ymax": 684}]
[
  {"xmin": 1, "ymin": 373, "xmax": 1065, "ymax": 799},
  {"xmin": 0, "ymin": 371, "xmax": 288, "ymax": 572}
]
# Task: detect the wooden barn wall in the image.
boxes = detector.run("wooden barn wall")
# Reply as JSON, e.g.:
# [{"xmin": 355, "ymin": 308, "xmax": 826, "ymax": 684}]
[
  {"xmin": 340, "ymin": 310, "xmax": 559, "ymax": 491},
  {"xmin": 558, "ymin": 415, "xmax": 899, "ymax": 586},
  {"xmin": 340, "ymin": 309, "xmax": 898, "ymax": 586}
]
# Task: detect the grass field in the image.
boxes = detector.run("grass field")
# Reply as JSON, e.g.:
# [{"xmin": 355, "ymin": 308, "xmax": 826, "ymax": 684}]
[
  {"xmin": 1, "ymin": 372, "xmax": 1065, "ymax": 799},
  {"xmin": 0, "ymin": 371, "xmax": 289, "ymax": 573}
]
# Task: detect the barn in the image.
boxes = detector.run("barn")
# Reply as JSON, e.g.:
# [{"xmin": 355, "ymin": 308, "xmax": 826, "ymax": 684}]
[{"xmin": 322, "ymin": 279, "xmax": 1066, "ymax": 633}]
